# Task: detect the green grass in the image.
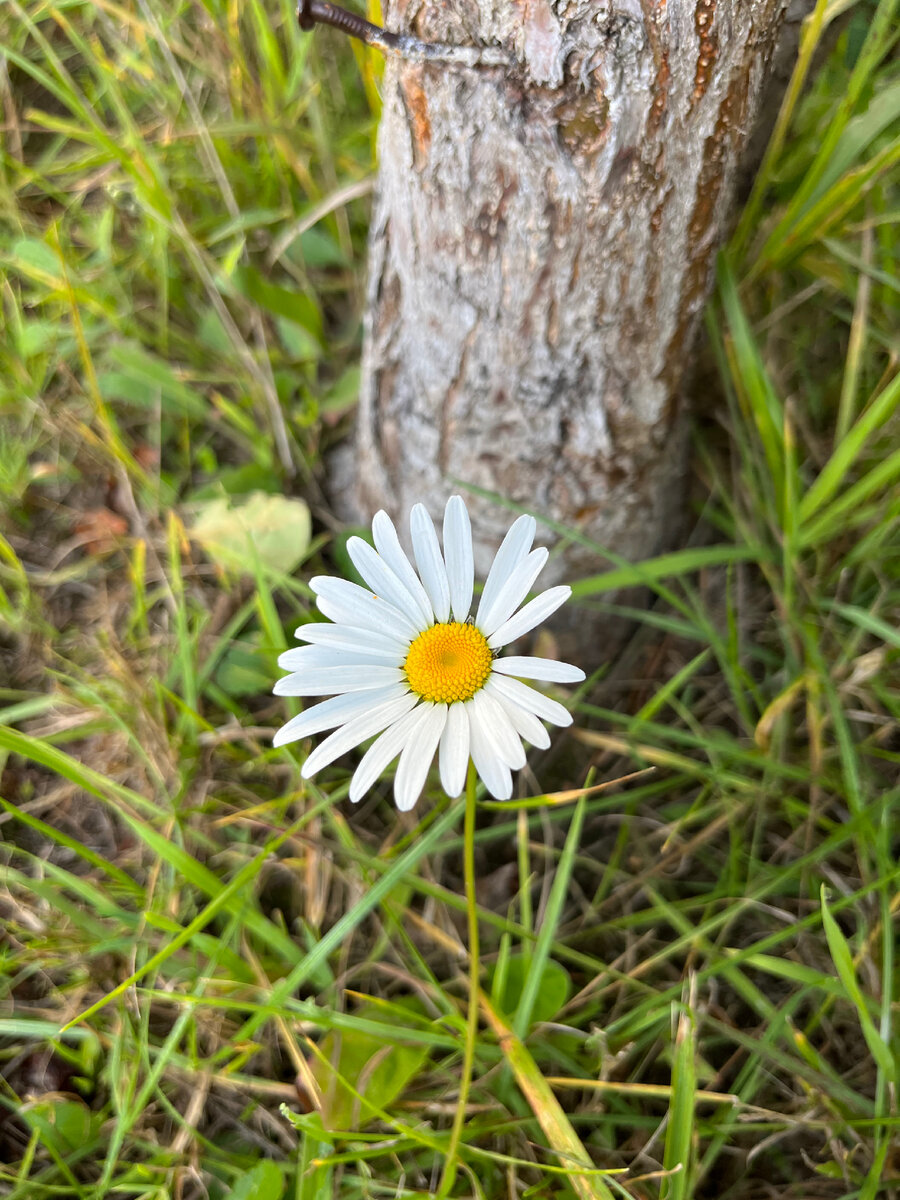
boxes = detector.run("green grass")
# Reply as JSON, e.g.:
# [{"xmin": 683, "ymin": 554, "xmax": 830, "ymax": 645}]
[{"xmin": 1, "ymin": 0, "xmax": 899, "ymax": 1196}]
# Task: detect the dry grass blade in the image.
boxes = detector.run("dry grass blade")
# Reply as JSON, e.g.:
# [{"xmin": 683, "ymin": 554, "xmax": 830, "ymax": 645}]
[{"xmin": 479, "ymin": 991, "xmax": 622, "ymax": 1200}]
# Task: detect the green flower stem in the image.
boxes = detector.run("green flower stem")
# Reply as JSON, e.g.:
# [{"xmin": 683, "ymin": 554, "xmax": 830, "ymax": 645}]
[{"xmin": 437, "ymin": 760, "xmax": 479, "ymax": 1198}]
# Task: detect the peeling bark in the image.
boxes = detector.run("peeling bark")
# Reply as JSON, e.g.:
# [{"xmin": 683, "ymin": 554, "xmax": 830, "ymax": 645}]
[{"xmin": 342, "ymin": 0, "xmax": 789, "ymax": 589}]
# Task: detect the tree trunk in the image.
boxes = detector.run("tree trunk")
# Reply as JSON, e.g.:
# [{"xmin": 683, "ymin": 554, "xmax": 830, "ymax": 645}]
[{"xmin": 346, "ymin": 0, "xmax": 789, "ymax": 585}]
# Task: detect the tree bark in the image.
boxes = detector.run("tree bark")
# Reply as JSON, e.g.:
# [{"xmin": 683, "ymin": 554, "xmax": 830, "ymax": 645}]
[{"xmin": 345, "ymin": 0, "xmax": 789, "ymax": 584}]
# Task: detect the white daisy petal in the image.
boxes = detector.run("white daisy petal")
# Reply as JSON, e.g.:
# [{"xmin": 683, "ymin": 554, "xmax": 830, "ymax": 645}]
[
  {"xmin": 273, "ymin": 686, "xmax": 415, "ymax": 747},
  {"xmin": 394, "ymin": 703, "xmax": 447, "ymax": 811},
  {"xmin": 347, "ymin": 537, "xmax": 432, "ymax": 632},
  {"xmin": 310, "ymin": 576, "xmax": 420, "ymax": 641},
  {"xmin": 301, "ymin": 695, "xmax": 419, "ymax": 778},
  {"xmin": 439, "ymin": 701, "xmax": 470, "ymax": 797},
  {"xmin": 470, "ymin": 688, "xmax": 526, "ymax": 770},
  {"xmin": 372, "ymin": 511, "xmax": 435, "ymax": 627},
  {"xmin": 275, "ymin": 666, "xmax": 406, "ymax": 696},
  {"xmin": 476, "ymin": 548, "xmax": 549, "ymax": 637},
  {"xmin": 443, "ymin": 495, "xmax": 474, "ymax": 621},
  {"xmin": 493, "ymin": 656, "xmax": 586, "ymax": 684},
  {"xmin": 475, "ymin": 514, "xmax": 536, "ymax": 627},
  {"xmin": 294, "ymin": 622, "xmax": 409, "ymax": 659},
  {"xmin": 487, "ymin": 585, "xmax": 572, "ymax": 650},
  {"xmin": 349, "ymin": 703, "xmax": 432, "ymax": 802},
  {"xmin": 410, "ymin": 504, "xmax": 451, "ymax": 623},
  {"xmin": 485, "ymin": 677, "xmax": 551, "ymax": 749},
  {"xmin": 278, "ymin": 644, "xmax": 401, "ymax": 671},
  {"xmin": 487, "ymin": 672, "xmax": 574, "ymax": 727},
  {"xmin": 467, "ymin": 701, "xmax": 512, "ymax": 800}
]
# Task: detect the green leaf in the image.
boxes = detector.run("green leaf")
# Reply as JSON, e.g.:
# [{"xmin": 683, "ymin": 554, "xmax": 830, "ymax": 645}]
[
  {"xmin": 490, "ymin": 955, "xmax": 571, "ymax": 1029},
  {"xmin": 223, "ymin": 1161, "xmax": 284, "ymax": 1200},
  {"xmin": 187, "ymin": 491, "xmax": 311, "ymax": 575},
  {"xmin": 321, "ymin": 366, "xmax": 361, "ymax": 416},
  {"xmin": 21, "ymin": 1097, "xmax": 98, "ymax": 1156},
  {"xmin": 311, "ymin": 1003, "xmax": 430, "ymax": 1131},
  {"xmin": 232, "ymin": 265, "xmax": 323, "ymax": 337},
  {"xmin": 8, "ymin": 236, "xmax": 62, "ymax": 281},
  {"xmin": 214, "ymin": 637, "xmax": 272, "ymax": 697},
  {"xmin": 297, "ymin": 227, "xmax": 347, "ymax": 268},
  {"xmin": 17, "ymin": 319, "xmax": 60, "ymax": 358},
  {"xmin": 275, "ymin": 315, "xmax": 322, "ymax": 361},
  {"xmin": 197, "ymin": 307, "xmax": 231, "ymax": 354},
  {"xmin": 98, "ymin": 342, "xmax": 206, "ymax": 417},
  {"xmin": 187, "ymin": 463, "xmax": 281, "ymax": 502}
]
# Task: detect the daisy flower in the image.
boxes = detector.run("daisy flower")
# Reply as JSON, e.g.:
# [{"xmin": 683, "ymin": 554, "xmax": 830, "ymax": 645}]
[{"xmin": 273, "ymin": 496, "xmax": 584, "ymax": 810}]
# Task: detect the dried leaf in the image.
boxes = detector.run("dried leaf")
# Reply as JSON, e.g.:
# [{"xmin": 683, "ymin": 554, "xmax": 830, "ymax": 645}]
[
  {"xmin": 188, "ymin": 491, "xmax": 311, "ymax": 575},
  {"xmin": 75, "ymin": 508, "xmax": 128, "ymax": 554}
]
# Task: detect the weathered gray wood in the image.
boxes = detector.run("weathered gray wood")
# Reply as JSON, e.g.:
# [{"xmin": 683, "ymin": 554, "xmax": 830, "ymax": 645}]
[{"xmin": 343, "ymin": 0, "xmax": 788, "ymax": 586}]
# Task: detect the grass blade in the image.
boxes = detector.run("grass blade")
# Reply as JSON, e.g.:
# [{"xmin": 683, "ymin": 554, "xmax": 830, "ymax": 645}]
[
  {"xmin": 480, "ymin": 991, "xmax": 619, "ymax": 1200},
  {"xmin": 661, "ymin": 981, "xmax": 698, "ymax": 1200},
  {"xmin": 820, "ymin": 886, "xmax": 896, "ymax": 1083}
]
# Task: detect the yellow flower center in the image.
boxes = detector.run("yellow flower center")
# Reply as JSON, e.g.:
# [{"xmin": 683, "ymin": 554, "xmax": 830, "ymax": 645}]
[{"xmin": 404, "ymin": 622, "xmax": 493, "ymax": 704}]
